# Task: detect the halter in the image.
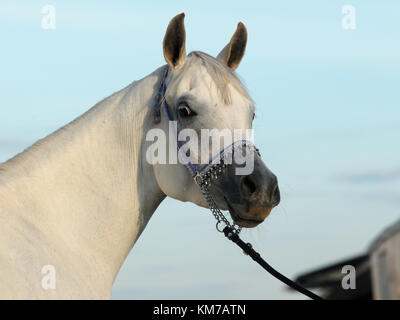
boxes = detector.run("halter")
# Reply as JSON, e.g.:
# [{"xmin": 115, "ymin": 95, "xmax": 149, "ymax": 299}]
[
  {"xmin": 153, "ymin": 65, "xmax": 323, "ymax": 300},
  {"xmin": 154, "ymin": 66, "xmax": 260, "ymax": 234}
]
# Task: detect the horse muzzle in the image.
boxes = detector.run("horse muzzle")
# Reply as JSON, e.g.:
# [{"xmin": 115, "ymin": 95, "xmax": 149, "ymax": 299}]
[{"xmin": 204, "ymin": 144, "xmax": 280, "ymax": 228}]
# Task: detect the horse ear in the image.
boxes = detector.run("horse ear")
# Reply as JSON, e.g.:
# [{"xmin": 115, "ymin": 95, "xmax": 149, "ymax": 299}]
[
  {"xmin": 163, "ymin": 13, "xmax": 186, "ymax": 69},
  {"xmin": 217, "ymin": 22, "xmax": 247, "ymax": 70}
]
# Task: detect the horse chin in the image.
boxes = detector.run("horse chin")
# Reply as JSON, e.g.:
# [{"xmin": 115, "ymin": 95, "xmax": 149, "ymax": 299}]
[{"xmin": 226, "ymin": 202, "xmax": 263, "ymax": 228}]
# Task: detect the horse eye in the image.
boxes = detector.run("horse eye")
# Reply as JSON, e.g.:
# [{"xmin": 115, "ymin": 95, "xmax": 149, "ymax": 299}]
[{"xmin": 178, "ymin": 103, "xmax": 196, "ymax": 118}]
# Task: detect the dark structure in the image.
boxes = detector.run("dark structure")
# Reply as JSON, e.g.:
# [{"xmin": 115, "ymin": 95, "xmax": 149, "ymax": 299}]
[
  {"xmin": 293, "ymin": 218, "xmax": 400, "ymax": 300},
  {"xmin": 294, "ymin": 254, "xmax": 371, "ymax": 300}
]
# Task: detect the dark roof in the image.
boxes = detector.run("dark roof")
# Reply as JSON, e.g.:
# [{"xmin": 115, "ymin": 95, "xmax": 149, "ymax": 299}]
[
  {"xmin": 291, "ymin": 219, "xmax": 400, "ymax": 299},
  {"xmin": 294, "ymin": 254, "xmax": 369, "ymax": 288},
  {"xmin": 293, "ymin": 254, "xmax": 372, "ymax": 299}
]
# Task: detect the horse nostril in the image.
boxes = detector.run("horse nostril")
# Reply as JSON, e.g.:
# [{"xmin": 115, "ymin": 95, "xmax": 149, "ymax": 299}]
[{"xmin": 241, "ymin": 175, "xmax": 257, "ymax": 195}]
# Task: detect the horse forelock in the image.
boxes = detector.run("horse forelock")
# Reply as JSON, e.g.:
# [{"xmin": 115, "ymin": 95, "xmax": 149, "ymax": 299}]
[{"xmin": 169, "ymin": 51, "xmax": 253, "ymax": 106}]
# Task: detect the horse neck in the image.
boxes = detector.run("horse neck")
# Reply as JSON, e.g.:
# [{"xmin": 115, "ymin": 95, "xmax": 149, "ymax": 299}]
[{"xmin": 0, "ymin": 67, "xmax": 166, "ymax": 296}]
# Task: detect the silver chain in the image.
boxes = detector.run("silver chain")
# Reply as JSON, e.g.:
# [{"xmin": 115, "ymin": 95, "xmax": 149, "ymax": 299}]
[
  {"xmin": 192, "ymin": 142, "xmax": 261, "ymax": 235},
  {"xmin": 193, "ymin": 161, "xmax": 243, "ymax": 234},
  {"xmin": 200, "ymin": 185, "xmax": 242, "ymax": 234}
]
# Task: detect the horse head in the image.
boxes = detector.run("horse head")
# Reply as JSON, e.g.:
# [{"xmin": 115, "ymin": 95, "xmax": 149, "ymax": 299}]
[{"xmin": 149, "ymin": 13, "xmax": 280, "ymax": 228}]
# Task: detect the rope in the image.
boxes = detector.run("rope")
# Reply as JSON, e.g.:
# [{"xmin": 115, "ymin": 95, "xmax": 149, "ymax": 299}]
[{"xmin": 223, "ymin": 226, "xmax": 324, "ymax": 300}]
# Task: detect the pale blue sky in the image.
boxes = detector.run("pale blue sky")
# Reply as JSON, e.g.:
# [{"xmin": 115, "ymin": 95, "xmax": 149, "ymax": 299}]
[{"xmin": 0, "ymin": 1, "xmax": 399, "ymax": 299}]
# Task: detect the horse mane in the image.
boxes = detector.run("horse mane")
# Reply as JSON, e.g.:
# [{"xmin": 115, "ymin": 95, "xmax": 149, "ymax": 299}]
[{"xmin": 182, "ymin": 51, "xmax": 253, "ymax": 106}]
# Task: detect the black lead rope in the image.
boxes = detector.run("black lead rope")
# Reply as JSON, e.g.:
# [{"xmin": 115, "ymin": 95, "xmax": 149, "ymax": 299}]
[{"xmin": 223, "ymin": 226, "xmax": 324, "ymax": 300}]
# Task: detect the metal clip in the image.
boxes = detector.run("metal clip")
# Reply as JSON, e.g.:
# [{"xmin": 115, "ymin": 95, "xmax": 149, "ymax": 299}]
[
  {"xmin": 216, "ymin": 221, "xmax": 225, "ymax": 233},
  {"xmin": 194, "ymin": 173, "xmax": 202, "ymax": 186}
]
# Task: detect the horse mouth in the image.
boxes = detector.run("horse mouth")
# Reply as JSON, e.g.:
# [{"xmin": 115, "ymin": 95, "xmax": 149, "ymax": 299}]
[{"xmin": 225, "ymin": 199, "xmax": 263, "ymax": 228}]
